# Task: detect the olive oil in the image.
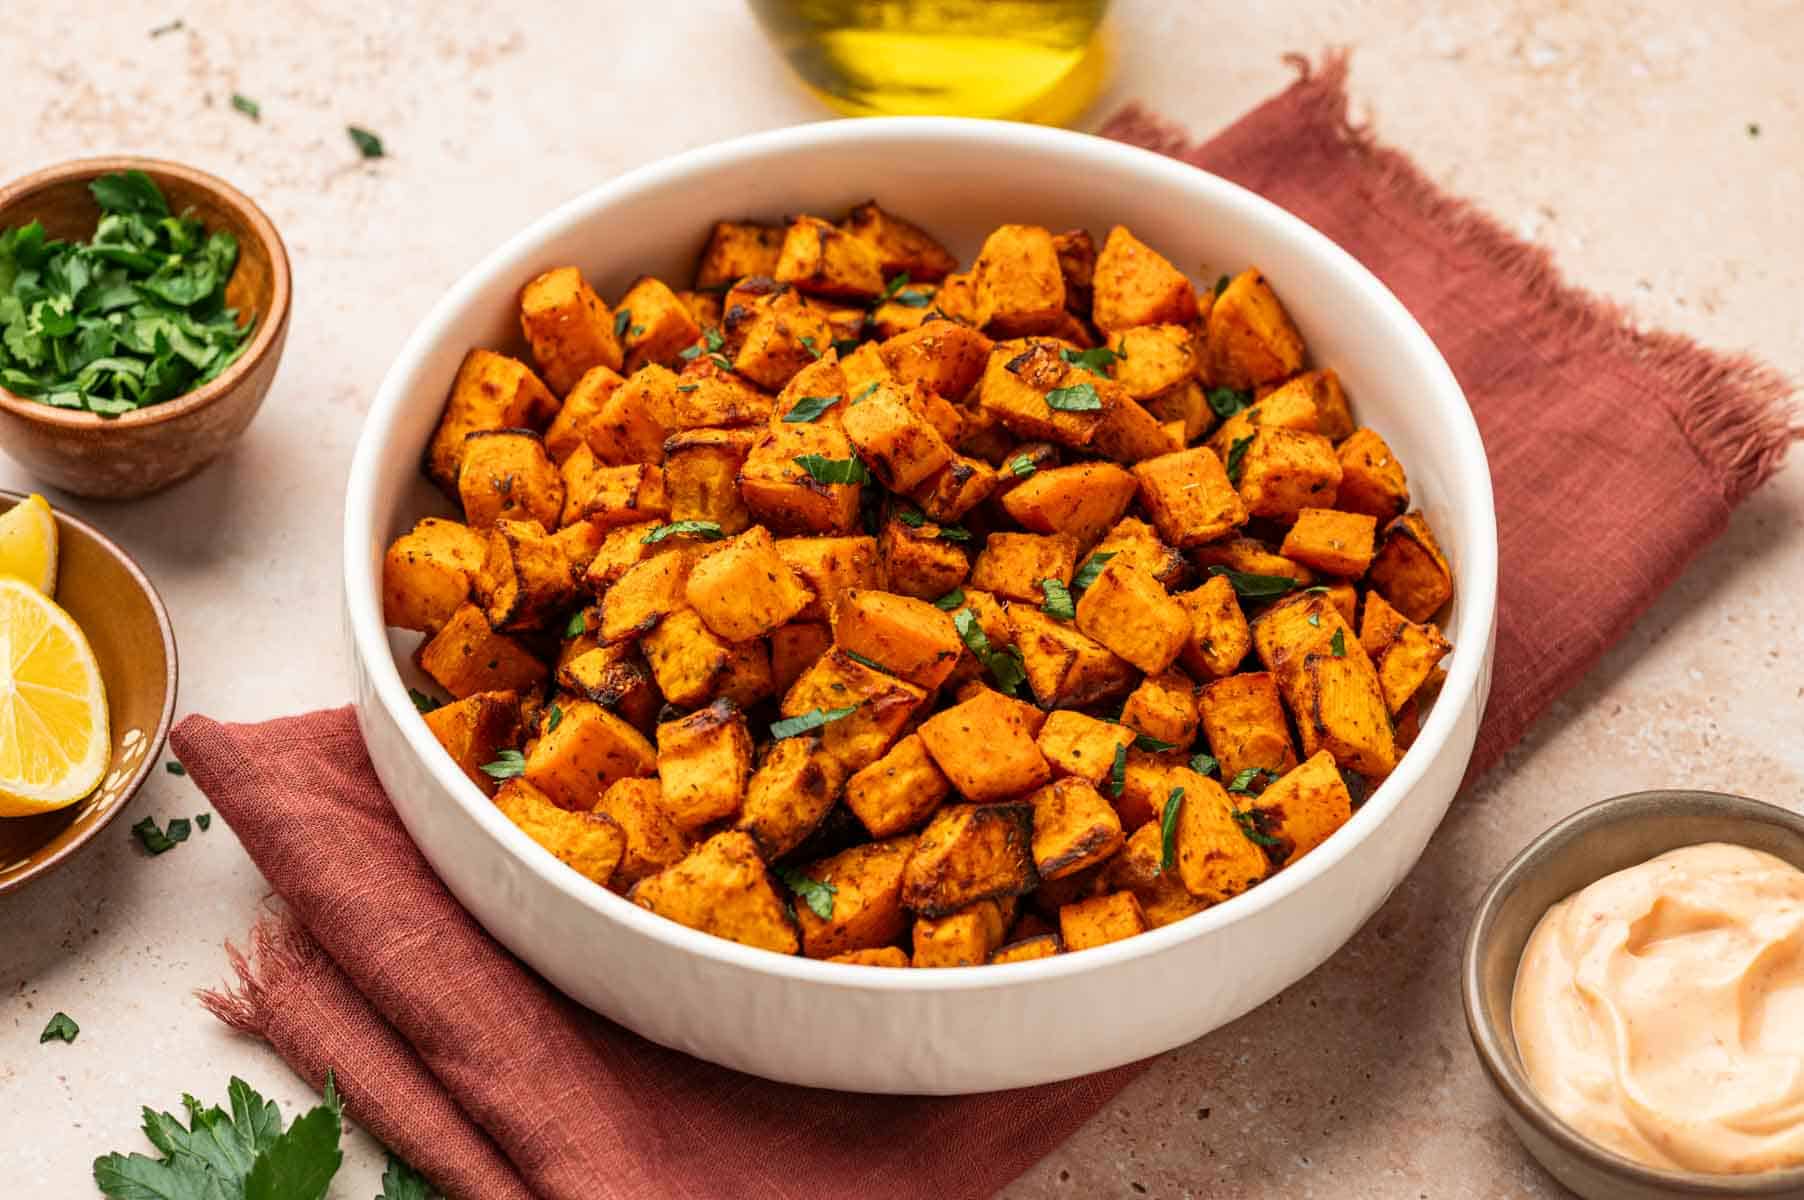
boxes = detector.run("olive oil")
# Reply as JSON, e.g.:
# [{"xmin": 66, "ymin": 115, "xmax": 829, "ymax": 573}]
[{"xmin": 749, "ymin": 0, "xmax": 1110, "ymax": 125}]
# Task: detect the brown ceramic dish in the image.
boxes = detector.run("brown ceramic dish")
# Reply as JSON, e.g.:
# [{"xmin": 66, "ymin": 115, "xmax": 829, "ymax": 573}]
[
  {"xmin": 0, "ymin": 490, "xmax": 177, "ymax": 894},
  {"xmin": 1463, "ymin": 790, "xmax": 1804, "ymax": 1200},
  {"xmin": 0, "ymin": 156, "xmax": 291, "ymax": 499}
]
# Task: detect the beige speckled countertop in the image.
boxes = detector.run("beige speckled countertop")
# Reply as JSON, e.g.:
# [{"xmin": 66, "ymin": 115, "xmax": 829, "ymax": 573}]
[{"xmin": 4, "ymin": 2, "xmax": 1801, "ymax": 1196}]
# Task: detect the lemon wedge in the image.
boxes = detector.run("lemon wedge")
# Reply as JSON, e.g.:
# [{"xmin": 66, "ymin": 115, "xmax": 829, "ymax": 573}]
[
  {"xmin": 0, "ymin": 494, "xmax": 58, "ymax": 595},
  {"xmin": 0, "ymin": 576, "xmax": 109, "ymax": 815}
]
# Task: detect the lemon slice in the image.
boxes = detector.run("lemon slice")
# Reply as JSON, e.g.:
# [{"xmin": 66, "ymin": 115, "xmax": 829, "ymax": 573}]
[
  {"xmin": 0, "ymin": 494, "xmax": 58, "ymax": 595},
  {"xmin": 0, "ymin": 576, "xmax": 109, "ymax": 815}
]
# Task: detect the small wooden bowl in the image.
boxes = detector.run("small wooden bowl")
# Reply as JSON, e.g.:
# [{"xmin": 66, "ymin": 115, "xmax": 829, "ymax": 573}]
[
  {"xmin": 0, "ymin": 157, "xmax": 291, "ymax": 499},
  {"xmin": 0, "ymin": 490, "xmax": 178, "ymax": 894}
]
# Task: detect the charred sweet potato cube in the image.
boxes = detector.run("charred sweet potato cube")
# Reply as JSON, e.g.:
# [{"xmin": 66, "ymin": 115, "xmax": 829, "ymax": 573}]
[
  {"xmin": 1197, "ymin": 672, "xmax": 1298, "ymax": 780},
  {"xmin": 968, "ymin": 532, "xmax": 1078, "ymax": 603},
  {"xmin": 631, "ymin": 831, "xmax": 798, "ymax": 954},
  {"xmin": 383, "ymin": 517, "xmax": 486, "ymax": 633},
  {"xmin": 567, "ymin": 462, "xmax": 670, "ymax": 530},
  {"xmin": 1251, "ymin": 589, "xmax": 1349, "ymax": 678},
  {"xmin": 1236, "ymin": 428, "xmax": 1342, "ymax": 522},
  {"xmin": 1120, "ymin": 669, "xmax": 1200, "ymax": 748},
  {"xmin": 844, "ymin": 732, "xmax": 951, "ymax": 838},
  {"xmin": 1133, "ymin": 446, "xmax": 1248, "ymax": 548},
  {"xmin": 544, "ymin": 366, "xmax": 626, "ymax": 464},
  {"xmin": 684, "ymin": 525, "xmax": 814, "ymax": 641},
  {"xmin": 1000, "ymin": 462, "xmax": 1139, "ymax": 547},
  {"xmin": 1368, "ymin": 511, "xmax": 1454, "ymax": 622},
  {"xmin": 1282, "ymin": 649, "xmax": 1398, "ymax": 778},
  {"xmin": 494, "ymin": 779, "xmax": 624, "ymax": 886},
  {"xmin": 616, "ymin": 276, "xmax": 703, "ymax": 374},
  {"xmin": 474, "ymin": 520, "xmax": 579, "ymax": 633},
  {"xmin": 830, "ymin": 946, "xmax": 911, "ymax": 967},
  {"xmin": 695, "ymin": 220, "xmax": 785, "ymax": 289},
  {"xmin": 585, "ymin": 366, "xmax": 678, "ymax": 466},
  {"xmin": 421, "ymin": 690, "xmax": 522, "ymax": 796},
  {"xmin": 1091, "ymin": 226, "xmax": 1198, "ymax": 332},
  {"xmin": 738, "ymin": 422, "xmax": 863, "ymax": 534},
  {"xmin": 556, "ymin": 641, "xmax": 658, "ymax": 732},
  {"xmin": 1030, "ymin": 777, "xmax": 1125, "ymax": 882},
  {"xmin": 599, "ymin": 552, "xmax": 692, "ymax": 643},
  {"xmin": 1193, "ymin": 538, "xmax": 1315, "ymax": 588},
  {"xmin": 779, "ymin": 648, "xmax": 928, "ymax": 773},
  {"xmin": 662, "ymin": 428, "xmax": 755, "ymax": 534},
  {"xmin": 417, "ymin": 602, "xmax": 549, "ymax": 699},
  {"xmin": 580, "ymin": 520, "xmax": 672, "ymax": 592},
  {"xmin": 1106, "ymin": 324, "xmax": 1197, "ymax": 401},
  {"xmin": 878, "ymin": 321, "xmax": 995, "ymax": 402},
  {"xmin": 774, "ymin": 535, "xmax": 881, "ymax": 622},
  {"xmin": 902, "ymin": 802, "xmax": 1037, "ymax": 916},
  {"xmin": 1050, "ymin": 228, "xmax": 1096, "ymax": 315},
  {"xmin": 775, "ymin": 214, "xmax": 885, "ymax": 300},
  {"xmin": 550, "ymin": 518, "xmax": 606, "ymax": 578},
  {"xmin": 1279, "ymin": 507, "xmax": 1377, "ymax": 578},
  {"xmin": 971, "ymin": 223, "xmax": 1066, "ymax": 337},
  {"xmin": 1359, "ymin": 590, "xmax": 1452, "ymax": 713},
  {"xmin": 426, "ymin": 349, "xmax": 559, "ymax": 492},
  {"xmin": 730, "ymin": 733, "xmax": 841, "ymax": 860},
  {"xmin": 1035, "ymin": 710, "xmax": 1137, "ymax": 786},
  {"xmin": 1073, "ymin": 558, "xmax": 1190, "ymax": 675},
  {"xmin": 523, "ymin": 698, "xmax": 655, "ymax": 808},
  {"xmin": 918, "ymin": 687, "xmax": 1051, "ymax": 803},
  {"xmin": 877, "ymin": 516, "xmax": 970, "ymax": 599},
  {"xmin": 1207, "ymin": 385, "xmax": 1321, "ymax": 461},
  {"xmin": 1010, "ymin": 606, "xmax": 1138, "ymax": 711},
  {"xmin": 910, "ymin": 454, "xmax": 1000, "ymax": 524},
  {"xmin": 1058, "ymin": 891, "xmax": 1148, "ymax": 950},
  {"xmin": 990, "ymin": 933, "xmax": 1063, "ymax": 963},
  {"xmin": 593, "ymin": 777, "xmax": 689, "ymax": 886},
  {"xmin": 655, "ymin": 699, "xmax": 753, "ymax": 831},
  {"xmin": 977, "ymin": 340, "xmax": 1106, "ymax": 447},
  {"xmin": 793, "ymin": 837, "xmax": 914, "ymax": 958},
  {"xmin": 519, "ymin": 266, "xmax": 623, "ymax": 395},
  {"xmin": 1250, "ymin": 750, "xmax": 1353, "ymax": 866},
  {"xmin": 641, "ymin": 607, "xmax": 773, "ymax": 709},
  {"xmin": 913, "ymin": 899, "xmax": 1010, "ymax": 967},
  {"xmin": 733, "ymin": 288, "xmax": 836, "ymax": 392},
  {"xmin": 1334, "ymin": 428, "xmax": 1410, "ymax": 523},
  {"xmin": 671, "ymin": 366, "xmax": 772, "ymax": 430},
  {"xmin": 839, "ymin": 381, "xmax": 954, "ymax": 492},
  {"xmin": 1089, "ymin": 517, "xmax": 1186, "ymax": 590},
  {"xmin": 842, "ymin": 199, "xmax": 957, "ymax": 281},
  {"xmin": 1175, "ymin": 575, "xmax": 1252, "ymax": 679},
  {"xmin": 1206, "ymin": 268, "xmax": 1305, "ymax": 388},
  {"xmin": 458, "ymin": 430, "xmax": 566, "ymax": 530},
  {"xmin": 993, "ymin": 442, "xmax": 1059, "ymax": 496},
  {"xmin": 768, "ymin": 620, "xmax": 831, "ymax": 694},
  {"xmin": 1169, "ymin": 771, "xmax": 1271, "ymax": 903},
  {"xmin": 830, "ymin": 588, "xmax": 962, "ymax": 689}
]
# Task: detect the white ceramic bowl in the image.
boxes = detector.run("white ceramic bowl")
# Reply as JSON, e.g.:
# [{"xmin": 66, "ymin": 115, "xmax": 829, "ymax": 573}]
[{"xmin": 344, "ymin": 117, "xmax": 1498, "ymax": 1095}]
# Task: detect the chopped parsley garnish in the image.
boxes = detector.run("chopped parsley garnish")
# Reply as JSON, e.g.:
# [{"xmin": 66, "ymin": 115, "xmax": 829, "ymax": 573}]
[
  {"xmin": 1134, "ymin": 734, "xmax": 1177, "ymax": 752},
  {"xmin": 1226, "ymin": 766, "xmax": 1276, "ymax": 795},
  {"xmin": 793, "ymin": 454, "xmax": 872, "ymax": 485},
  {"xmin": 851, "ymin": 380, "xmax": 881, "ymax": 404},
  {"xmin": 479, "ymin": 750, "xmax": 526, "ymax": 780},
  {"xmin": 1159, "ymin": 789, "xmax": 1184, "ymax": 873},
  {"xmin": 936, "ymin": 523, "xmax": 972, "ymax": 542},
  {"xmin": 613, "ymin": 309, "xmax": 632, "ymax": 339},
  {"xmin": 546, "ymin": 703, "xmax": 564, "ymax": 733},
  {"xmin": 40, "ymin": 1012, "xmax": 79, "ymax": 1044},
  {"xmin": 1188, "ymin": 752, "xmax": 1218, "ymax": 777},
  {"xmin": 1207, "ymin": 387, "xmax": 1251, "ymax": 419},
  {"xmin": 879, "ymin": 272, "xmax": 911, "ymax": 302},
  {"xmin": 1331, "ymin": 628, "xmax": 1347, "ymax": 657},
  {"xmin": 798, "ymin": 335, "xmax": 823, "ymax": 359},
  {"xmin": 891, "ymin": 289, "xmax": 931, "ymax": 308},
  {"xmin": 676, "ymin": 383, "xmax": 698, "ymax": 393},
  {"xmin": 1040, "ymin": 578, "xmax": 1075, "ymax": 621},
  {"xmin": 842, "ymin": 649, "xmax": 887, "ymax": 673},
  {"xmin": 642, "ymin": 519, "xmax": 725, "ymax": 544},
  {"xmin": 933, "ymin": 588, "xmax": 965, "ymax": 611},
  {"xmin": 1207, "ymin": 565, "xmax": 1299, "ymax": 601},
  {"xmin": 196, "ymin": 813, "xmax": 211, "ymax": 832},
  {"xmin": 230, "ymin": 93, "xmax": 260, "ymax": 121},
  {"xmin": 347, "ymin": 125, "xmax": 385, "ymax": 158},
  {"xmin": 1214, "ymin": 273, "xmax": 1232, "ymax": 298},
  {"xmin": 775, "ymin": 865, "xmax": 837, "ymax": 919},
  {"xmin": 407, "ymin": 687, "xmax": 438, "ymax": 712},
  {"xmin": 1006, "ymin": 454, "xmax": 1037, "ymax": 478},
  {"xmin": 1044, "ymin": 381, "xmax": 1103, "ymax": 412},
  {"xmin": 149, "ymin": 19, "xmax": 184, "ymax": 36},
  {"xmin": 165, "ymin": 760, "xmax": 187, "ymax": 776},
  {"xmin": 783, "ymin": 393, "xmax": 840, "ymax": 422},
  {"xmin": 132, "ymin": 815, "xmax": 191, "ymax": 855},
  {"xmin": 564, "ymin": 611, "xmax": 586, "ymax": 638},
  {"xmin": 1225, "ymin": 434, "xmax": 1254, "ymax": 485},
  {"xmin": 954, "ymin": 608, "xmax": 1026, "ymax": 695},
  {"xmin": 1232, "ymin": 806, "xmax": 1283, "ymax": 848},
  {"xmin": 770, "ymin": 706, "xmax": 857, "ymax": 739},
  {"xmin": 1072, "ymin": 551, "xmax": 1116, "ymax": 591},
  {"xmin": 1307, "ymin": 611, "xmax": 1321, "ymax": 627},
  {"xmin": 1059, "ymin": 345, "xmax": 1124, "ymax": 377},
  {"xmin": 1108, "ymin": 743, "xmax": 1129, "ymax": 798}
]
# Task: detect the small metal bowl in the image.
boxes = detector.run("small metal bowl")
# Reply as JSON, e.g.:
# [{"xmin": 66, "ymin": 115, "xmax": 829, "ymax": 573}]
[{"xmin": 1463, "ymin": 789, "xmax": 1804, "ymax": 1199}]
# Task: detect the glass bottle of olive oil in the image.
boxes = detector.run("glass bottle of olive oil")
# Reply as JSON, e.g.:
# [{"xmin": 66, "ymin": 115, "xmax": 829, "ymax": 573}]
[{"xmin": 748, "ymin": 0, "xmax": 1110, "ymax": 125}]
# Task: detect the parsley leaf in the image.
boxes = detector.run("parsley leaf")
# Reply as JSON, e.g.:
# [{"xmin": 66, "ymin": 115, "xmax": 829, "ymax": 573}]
[
  {"xmin": 132, "ymin": 815, "xmax": 190, "ymax": 855},
  {"xmin": 1108, "ymin": 743, "xmax": 1128, "ymax": 798},
  {"xmin": 770, "ymin": 706, "xmax": 856, "ymax": 739},
  {"xmin": 841, "ymin": 649, "xmax": 887, "ymax": 673},
  {"xmin": 878, "ymin": 272, "xmax": 911, "ymax": 302},
  {"xmin": 480, "ymin": 750, "xmax": 526, "ymax": 780},
  {"xmin": 936, "ymin": 523, "xmax": 972, "ymax": 543},
  {"xmin": 1044, "ymin": 381, "xmax": 1103, "ymax": 412},
  {"xmin": 895, "ymin": 508, "xmax": 925, "ymax": 527},
  {"xmin": 347, "ymin": 126, "xmax": 385, "ymax": 158},
  {"xmin": 40, "ymin": 1012, "xmax": 78, "ymax": 1043},
  {"xmin": 165, "ymin": 760, "xmax": 188, "ymax": 776},
  {"xmin": 793, "ymin": 454, "xmax": 871, "ymax": 485},
  {"xmin": 1159, "ymin": 788, "xmax": 1184, "ymax": 873},
  {"xmin": 798, "ymin": 335, "xmax": 823, "ymax": 360},
  {"xmin": 1040, "ymin": 578, "xmax": 1075, "ymax": 621},
  {"xmin": 933, "ymin": 588, "xmax": 965, "ymax": 611},
  {"xmin": 1006, "ymin": 454, "xmax": 1037, "ymax": 478},
  {"xmin": 891, "ymin": 289, "xmax": 931, "ymax": 308},
  {"xmin": 1059, "ymin": 345, "xmax": 1124, "ymax": 377},
  {"xmin": 613, "ymin": 309, "xmax": 631, "ymax": 340},
  {"xmin": 196, "ymin": 813, "xmax": 211, "ymax": 832},
  {"xmin": 1331, "ymin": 628, "xmax": 1347, "ymax": 657},
  {"xmin": 1207, "ymin": 565, "xmax": 1299, "ymax": 601},
  {"xmin": 1226, "ymin": 766, "xmax": 1276, "ymax": 795},
  {"xmin": 546, "ymin": 703, "xmax": 563, "ymax": 733},
  {"xmin": 1232, "ymin": 806, "xmax": 1283, "ymax": 847},
  {"xmin": 1307, "ymin": 611, "xmax": 1321, "ymax": 628},
  {"xmin": 1214, "ymin": 273, "xmax": 1232, "ymax": 298},
  {"xmin": 231, "ymin": 93, "xmax": 261, "ymax": 121},
  {"xmin": 563, "ymin": 611, "xmax": 587, "ymax": 638},
  {"xmin": 1225, "ymin": 434, "xmax": 1254, "ymax": 485},
  {"xmin": 953, "ymin": 608, "xmax": 1026, "ymax": 696},
  {"xmin": 851, "ymin": 380, "xmax": 880, "ymax": 404},
  {"xmin": 1207, "ymin": 387, "xmax": 1251, "ymax": 419},
  {"xmin": 641, "ymin": 520, "xmax": 724, "ymax": 544},
  {"xmin": 775, "ymin": 866, "xmax": 837, "ymax": 919},
  {"xmin": 782, "ymin": 393, "xmax": 840, "ymax": 422},
  {"xmin": 377, "ymin": 1153, "xmax": 437, "ymax": 1200},
  {"xmin": 150, "ymin": 19, "xmax": 184, "ymax": 36},
  {"xmin": 1133, "ymin": 734, "xmax": 1177, "ymax": 752},
  {"xmin": 1188, "ymin": 752, "xmax": 1218, "ymax": 777},
  {"xmin": 1071, "ymin": 551, "xmax": 1116, "ymax": 592}
]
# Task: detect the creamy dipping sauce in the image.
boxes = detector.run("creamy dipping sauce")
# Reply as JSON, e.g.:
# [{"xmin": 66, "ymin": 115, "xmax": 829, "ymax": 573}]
[{"xmin": 1513, "ymin": 842, "xmax": 1804, "ymax": 1175}]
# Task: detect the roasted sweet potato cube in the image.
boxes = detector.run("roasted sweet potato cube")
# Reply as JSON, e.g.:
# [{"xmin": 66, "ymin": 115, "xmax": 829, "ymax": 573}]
[
  {"xmin": 774, "ymin": 535, "xmax": 880, "ymax": 622},
  {"xmin": 1049, "ymin": 228, "xmax": 1096, "ymax": 316},
  {"xmin": 641, "ymin": 607, "xmax": 773, "ymax": 709},
  {"xmin": 523, "ymin": 698, "xmax": 655, "ymax": 808},
  {"xmin": 917, "ymin": 687, "xmax": 1051, "ymax": 803},
  {"xmin": 768, "ymin": 620, "xmax": 831, "ymax": 695},
  {"xmin": 557, "ymin": 642, "xmax": 658, "ymax": 732},
  {"xmin": 837, "ymin": 341, "xmax": 892, "ymax": 400},
  {"xmin": 1368, "ymin": 511, "xmax": 1454, "ymax": 622},
  {"xmin": 968, "ymin": 532, "xmax": 1078, "ymax": 603},
  {"xmin": 941, "ymin": 588, "xmax": 1014, "ymax": 689},
  {"xmin": 1030, "ymin": 777, "xmax": 1125, "ymax": 881},
  {"xmin": 551, "ymin": 515, "xmax": 606, "ymax": 577},
  {"xmin": 494, "ymin": 779, "xmax": 624, "ymax": 885},
  {"xmin": 584, "ymin": 366, "xmax": 678, "ymax": 466},
  {"xmin": 383, "ymin": 517, "xmax": 485, "ymax": 633},
  {"xmin": 864, "ymin": 283, "xmax": 933, "ymax": 337},
  {"xmin": 1334, "ymin": 427, "xmax": 1410, "ymax": 523},
  {"xmin": 1088, "ymin": 386, "xmax": 1184, "ymax": 464},
  {"xmin": 1197, "ymin": 672, "xmax": 1298, "ymax": 780},
  {"xmin": 1000, "ymin": 462, "xmax": 1138, "ymax": 547},
  {"xmin": 543, "ymin": 366, "xmax": 626, "ymax": 464},
  {"xmin": 458, "ymin": 429, "xmax": 564, "ymax": 530},
  {"xmin": 1170, "ymin": 772, "xmax": 1271, "ymax": 902},
  {"xmin": 1133, "ymin": 446, "xmax": 1248, "ymax": 548},
  {"xmin": 844, "ymin": 732, "xmax": 951, "ymax": 838},
  {"xmin": 519, "ymin": 266, "xmax": 623, "ymax": 395},
  {"xmin": 878, "ymin": 321, "xmax": 994, "ymax": 402},
  {"xmin": 1074, "ymin": 558, "xmax": 1190, "ymax": 674},
  {"xmin": 1251, "ymin": 750, "xmax": 1353, "ymax": 866},
  {"xmin": 593, "ymin": 777, "xmax": 689, "ymax": 885},
  {"xmin": 631, "ymin": 831, "xmax": 798, "ymax": 954},
  {"xmin": 738, "ymin": 423, "xmax": 863, "ymax": 534},
  {"xmin": 775, "ymin": 214, "xmax": 885, "ymax": 300},
  {"xmin": 655, "ymin": 699, "xmax": 752, "ymax": 831},
  {"xmin": 1279, "ymin": 507, "xmax": 1377, "ymax": 578},
  {"xmin": 1277, "ymin": 369, "xmax": 1354, "ymax": 442},
  {"xmin": 977, "ymin": 340, "xmax": 1106, "ymax": 447},
  {"xmin": 1106, "ymin": 823, "xmax": 1210, "ymax": 928},
  {"xmin": 599, "ymin": 552, "xmax": 692, "ymax": 643},
  {"xmin": 830, "ymin": 588, "xmax": 962, "ymax": 689},
  {"xmin": 719, "ymin": 275, "xmax": 785, "ymax": 347},
  {"xmin": 1120, "ymin": 668, "xmax": 1200, "ymax": 748},
  {"xmin": 779, "ymin": 648, "xmax": 928, "ymax": 772},
  {"xmin": 913, "ymin": 899, "xmax": 1009, "ymax": 967},
  {"xmin": 1359, "ymin": 590, "xmax": 1452, "ymax": 713},
  {"xmin": 671, "ymin": 366, "xmax": 772, "ymax": 430},
  {"xmin": 567, "ymin": 462, "xmax": 670, "ymax": 530},
  {"xmin": 1207, "ymin": 268, "xmax": 1304, "ymax": 388},
  {"xmin": 953, "ymin": 680, "xmax": 1047, "ymax": 737},
  {"xmin": 1251, "ymin": 590, "xmax": 1348, "ymax": 677},
  {"xmin": 970, "ymin": 223, "xmax": 1065, "ymax": 336},
  {"xmin": 1207, "ymin": 385, "xmax": 1321, "ymax": 461},
  {"xmin": 474, "ymin": 520, "xmax": 579, "ymax": 633},
  {"xmin": 1237, "ymin": 428, "xmax": 1342, "ymax": 522},
  {"xmin": 1036, "ymin": 710, "xmax": 1136, "ymax": 786},
  {"xmin": 417, "ymin": 602, "xmax": 549, "ymax": 699},
  {"xmin": 910, "ymin": 454, "xmax": 1000, "ymax": 524},
  {"xmin": 422, "ymin": 690, "xmax": 522, "ymax": 796},
  {"xmin": 1283, "ymin": 650, "xmax": 1398, "ymax": 778},
  {"xmin": 616, "ymin": 275, "xmax": 703, "ymax": 374},
  {"xmin": 930, "ymin": 270, "xmax": 980, "ymax": 324},
  {"xmin": 793, "ymin": 837, "xmax": 914, "ymax": 958},
  {"xmin": 829, "ymin": 946, "xmax": 911, "ymax": 967},
  {"xmin": 842, "ymin": 199, "xmax": 957, "ymax": 281},
  {"xmin": 683, "ymin": 525, "xmax": 814, "ymax": 641},
  {"xmin": 1092, "ymin": 226, "xmax": 1197, "ymax": 332},
  {"xmin": 695, "ymin": 220, "xmax": 785, "ymax": 289},
  {"xmin": 1058, "ymin": 891, "xmax": 1147, "ymax": 950},
  {"xmin": 580, "ymin": 519, "xmax": 670, "ymax": 592},
  {"xmin": 426, "ymin": 349, "xmax": 559, "ymax": 492},
  {"xmin": 679, "ymin": 290, "xmax": 723, "ymax": 328},
  {"xmin": 661, "ymin": 428, "xmax": 755, "ymax": 534},
  {"xmin": 733, "ymin": 732, "xmax": 844, "ymax": 859},
  {"xmin": 769, "ymin": 354, "xmax": 848, "ymax": 430},
  {"xmin": 838, "ymin": 381, "xmax": 954, "ymax": 492},
  {"xmin": 1009, "ymin": 606, "xmax": 1138, "ymax": 710},
  {"xmin": 902, "ymin": 803, "xmax": 1036, "ymax": 916},
  {"xmin": 1106, "ymin": 323, "xmax": 1197, "ymax": 401},
  {"xmin": 1089, "ymin": 517, "xmax": 1186, "ymax": 589},
  {"xmin": 877, "ymin": 517, "xmax": 970, "ymax": 600},
  {"xmin": 1193, "ymin": 538, "xmax": 1315, "ymax": 588},
  {"xmin": 1175, "ymin": 575, "xmax": 1252, "ymax": 679},
  {"xmin": 990, "ymin": 933, "xmax": 1063, "ymax": 963},
  {"xmin": 733, "ymin": 288, "xmax": 835, "ymax": 392},
  {"xmin": 1113, "ymin": 750, "xmax": 1177, "ymax": 832}
]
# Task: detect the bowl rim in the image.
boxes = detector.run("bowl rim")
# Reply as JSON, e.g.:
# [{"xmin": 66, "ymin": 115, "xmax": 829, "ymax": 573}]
[
  {"xmin": 1461, "ymin": 789, "xmax": 1804, "ymax": 1194},
  {"xmin": 0, "ymin": 154, "xmax": 292, "ymax": 431},
  {"xmin": 0, "ymin": 487, "xmax": 179, "ymax": 895},
  {"xmin": 343, "ymin": 115, "xmax": 1500, "ymax": 993}
]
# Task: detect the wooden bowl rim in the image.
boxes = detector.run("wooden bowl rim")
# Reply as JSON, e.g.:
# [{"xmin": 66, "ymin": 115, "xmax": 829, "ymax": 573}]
[
  {"xmin": 0, "ymin": 155, "xmax": 292, "ymax": 432},
  {"xmin": 0, "ymin": 488, "xmax": 180, "ymax": 895}
]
